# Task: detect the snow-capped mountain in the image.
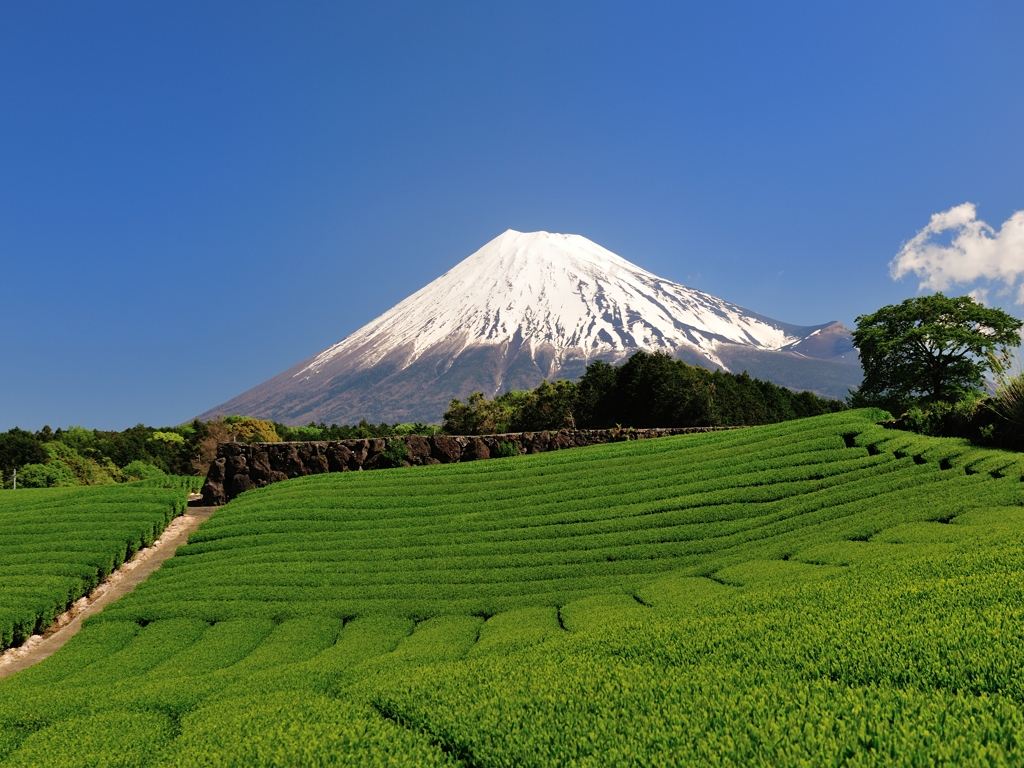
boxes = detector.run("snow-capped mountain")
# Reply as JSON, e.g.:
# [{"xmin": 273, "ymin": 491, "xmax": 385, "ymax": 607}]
[{"xmin": 199, "ymin": 230, "xmax": 859, "ymax": 425}]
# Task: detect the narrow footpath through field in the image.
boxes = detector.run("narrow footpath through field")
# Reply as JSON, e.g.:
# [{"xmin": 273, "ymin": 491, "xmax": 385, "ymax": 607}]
[{"xmin": 0, "ymin": 500, "xmax": 215, "ymax": 680}]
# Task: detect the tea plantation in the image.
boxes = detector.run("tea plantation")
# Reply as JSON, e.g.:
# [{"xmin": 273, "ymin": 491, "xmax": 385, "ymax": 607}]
[
  {"xmin": 0, "ymin": 484, "xmax": 189, "ymax": 650},
  {"xmin": 4, "ymin": 409, "xmax": 1024, "ymax": 765}
]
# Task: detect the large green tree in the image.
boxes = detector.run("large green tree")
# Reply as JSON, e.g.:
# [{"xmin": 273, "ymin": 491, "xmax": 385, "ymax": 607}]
[
  {"xmin": 0, "ymin": 429, "xmax": 48, "ymax": 477},
  {"xmin": 851, "ymin": 293, "xmax": 1022, "ymax": 411}
]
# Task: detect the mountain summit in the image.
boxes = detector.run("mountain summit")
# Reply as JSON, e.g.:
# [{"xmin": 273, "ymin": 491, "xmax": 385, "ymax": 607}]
[{"xmin": 200, "ymin": 230, "xmax": 859, "ymax": 425}]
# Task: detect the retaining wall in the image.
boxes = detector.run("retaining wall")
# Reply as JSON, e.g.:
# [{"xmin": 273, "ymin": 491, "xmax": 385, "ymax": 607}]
[{"xmin": 200, "ymin": 426, "xmax": 742, "ymax": 505}]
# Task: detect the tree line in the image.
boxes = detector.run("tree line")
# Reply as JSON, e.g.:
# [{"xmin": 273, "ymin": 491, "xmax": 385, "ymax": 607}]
[
  {"xmin": 0, "ymin": 417, "xmax": 438, "ymax": 489},
  {"xmin": 443, "ymin": 350, "xmax": 847, "ymax": 434}
]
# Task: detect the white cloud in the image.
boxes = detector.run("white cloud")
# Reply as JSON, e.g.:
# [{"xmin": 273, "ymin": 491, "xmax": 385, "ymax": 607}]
[
  {"xmin": 967, "ymin": 287, "xmax": 990, "ymax": 306},
  {"xmin": 890, "ymin": 203, "xmax": 1024, "ymax": 302}
]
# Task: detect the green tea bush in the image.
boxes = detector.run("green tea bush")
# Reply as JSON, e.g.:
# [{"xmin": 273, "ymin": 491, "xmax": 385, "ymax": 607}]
[
  {"xmin": 134, "ymin": 474, "xmax": 204, "ymax": 492},
  {"xmin": 4, "ymin": 409, "xmax": 1024, "ymax": 765},
  {"xmin": 0, "ymin": 485, "xmax": 186, "ymax": 650}
]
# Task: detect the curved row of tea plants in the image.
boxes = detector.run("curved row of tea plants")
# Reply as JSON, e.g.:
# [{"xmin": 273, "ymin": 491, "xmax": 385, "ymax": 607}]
[
  {"xmin": 3, "ymin": 409, "xmax": 1024, "ymax": 765},
  {"xmin": 133, "ymin": 475, "xmax": 205, "ymax": 493},
  {"xmin": 0, "ymin": 485, "xmax": 188, "ymax": 650}
]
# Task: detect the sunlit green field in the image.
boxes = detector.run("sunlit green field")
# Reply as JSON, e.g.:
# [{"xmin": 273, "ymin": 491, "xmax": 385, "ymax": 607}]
[
  {"xmin": 0, "ymin": 484, "xmax": 187, "ymax": 651},
  {"xmin": 4, "ymin": 409, "xmax": 1024, "ymax": 766}
]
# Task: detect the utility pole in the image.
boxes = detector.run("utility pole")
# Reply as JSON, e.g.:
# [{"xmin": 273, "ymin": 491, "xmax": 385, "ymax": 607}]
[{"xmin": 11, "ymin": 467, "xmax": 15, "ymax": 490}]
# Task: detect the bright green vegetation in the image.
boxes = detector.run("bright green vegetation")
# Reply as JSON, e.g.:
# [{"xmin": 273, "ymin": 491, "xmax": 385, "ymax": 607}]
[
  {"xmin": 133, "ymin": 475, "xmax": 205, "ymax": 493},
  {"xmin": 851, "ymin": 293, "xmax": 1024, "ymax": 452},
  {"xmin": 852, "ymin": 292, "xmax": 1021, "ymax": 412},
  {"xmin": 4, "ymin": 409, "xmax": 1024, "ymax": 765},
  {"xmin": 0, "ymin": 424, "xmax": 208, "ymax": 488},
  {"xmin": 0, "ymin": 485, "xmax": 187, "ymax": 650},
  {"xmin": 0, "ymin": 417, "xmax": 440, "ymax": 490}
]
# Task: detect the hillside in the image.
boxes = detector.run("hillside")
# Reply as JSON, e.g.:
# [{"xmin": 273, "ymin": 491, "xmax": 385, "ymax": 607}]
[
  {"xmin": 200, "ymin": 230, "xmax": 861, "ymax": 424},
  {"xmin": 3, "ymin": 410, "xmax": 1024, "ymax": 764}
]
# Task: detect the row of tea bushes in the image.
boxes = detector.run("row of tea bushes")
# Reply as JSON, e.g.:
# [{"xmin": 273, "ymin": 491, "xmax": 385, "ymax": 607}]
[
  {"xmin": 4, "ymin": 410, "xmax": 1024, "ymax": 763},
  {"xmin": 0, "ymin": 485, "xmax": 187, "ymax": 649}
]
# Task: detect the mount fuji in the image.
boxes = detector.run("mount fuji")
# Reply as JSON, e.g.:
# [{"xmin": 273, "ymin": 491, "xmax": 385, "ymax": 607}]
[{"xmin": 200, "ymin": 230, "xmax": 860, "ymax": 425}]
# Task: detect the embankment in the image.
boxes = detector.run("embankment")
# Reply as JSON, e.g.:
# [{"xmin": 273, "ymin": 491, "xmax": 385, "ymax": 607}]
[{"xmin": 201, "ymin": 426, "xmax": 741, "ymax": 504}]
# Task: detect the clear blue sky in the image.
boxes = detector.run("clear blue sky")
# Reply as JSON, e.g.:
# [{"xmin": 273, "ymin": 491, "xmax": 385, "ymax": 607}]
[{"xmin": 2, "ymin": 1, "xmax": 1022, "ymax": 430}]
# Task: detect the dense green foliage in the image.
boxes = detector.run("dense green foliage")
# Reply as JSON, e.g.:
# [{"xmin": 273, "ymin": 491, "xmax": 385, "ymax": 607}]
[
  {"xmin": 4, "ymin": 410, "xmax": 1024, "ymax": 764},
  {"xmin": 0, "ymin": 485, "xmax": 187, "ymax": 650},
  {"xmin": 1, "ymin": 418, "xmax": 442, "ymax": 489},
  {"xmin": 851, "ymin": 293, "xmax": 1022, "ymax": 412},
  {"xmin": 0, "ymin": 430, "xmax": 48, "ymax": 476},
  {"xmin": 273, "ymin": 419, "xmax": 439, "ymax": 442},
  {"xmin": 444, "ymin": 350, "xmax": 846, "ymax": 434},
  {"xmin": 879, "ymin": 385, "xmax": 1024, "ymax": 454},
  {"xmin": 0, "ymin": 423, "xmax": 207, "ymax": 488}
]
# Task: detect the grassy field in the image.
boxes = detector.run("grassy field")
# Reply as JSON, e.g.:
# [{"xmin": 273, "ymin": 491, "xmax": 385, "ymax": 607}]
[
  {"xmin": 0, "ymin": 484, "xmax": 188, "ymax": 651},
  {"xmin": 3, "ymin": 409, "xmax": 1024, "ymax": 765}
]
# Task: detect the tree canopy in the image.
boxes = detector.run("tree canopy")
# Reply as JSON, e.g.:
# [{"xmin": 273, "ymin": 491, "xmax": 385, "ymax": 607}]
[
  {"xmin": 851, "ymin": 293, "xmax": 1022, "ymax": 412},
  {"xmin": 0, "ymin": 417, "xmax": 441, "ymax": 488},
  {"xmin": 444, "ymin": 351, "xmax": 846, "ymax": 434}
]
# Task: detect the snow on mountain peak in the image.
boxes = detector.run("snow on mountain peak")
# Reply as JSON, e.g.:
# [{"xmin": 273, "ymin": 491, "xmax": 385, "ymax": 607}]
[{"xmin": 298, "ymin": 230, "xmax": 801, "ymax": 379}]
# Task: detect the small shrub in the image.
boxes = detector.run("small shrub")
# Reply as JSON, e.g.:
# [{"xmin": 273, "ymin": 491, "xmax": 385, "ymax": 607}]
[
  {"xmin": 495, "ymin": 441, "xmax": 519, "ymax": 458},
  {"xmin": 989, "ymin": 353, "xmax": 1024, "ymax": 429},
  {"xmin": 609, "ymin": 424, "xmax": 635, "ymax": 441},
  {"xmin": 122, "ymin": 460, "xmax": 166, "ymax": 481},
  {"xmin": 378, "ymin": 440, "xmax": 409, "ymax": 468}
]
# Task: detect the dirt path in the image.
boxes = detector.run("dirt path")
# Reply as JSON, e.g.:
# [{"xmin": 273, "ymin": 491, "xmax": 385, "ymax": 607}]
[{"xmin": 0, "ymin": 502, "xmax": 216, "ymax": 680}]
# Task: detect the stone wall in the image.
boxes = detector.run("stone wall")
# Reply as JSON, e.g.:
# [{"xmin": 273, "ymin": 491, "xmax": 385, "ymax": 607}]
[{"xmin": 200, "ymin": 426, "xmax": 742, "ymax": 505}]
